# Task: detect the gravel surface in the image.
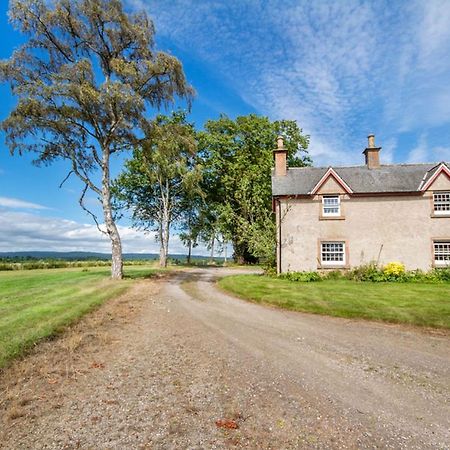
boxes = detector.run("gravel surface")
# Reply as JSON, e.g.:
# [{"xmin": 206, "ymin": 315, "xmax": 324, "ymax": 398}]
[{"xmin": 0, "ymin": 267, "xmax": 449, "ymax": 449}]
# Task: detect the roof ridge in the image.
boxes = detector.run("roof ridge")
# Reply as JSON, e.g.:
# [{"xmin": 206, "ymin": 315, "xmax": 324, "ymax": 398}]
[{"xmin": 287, "ymin": 162, "xmax": 445, "ymax": 170}]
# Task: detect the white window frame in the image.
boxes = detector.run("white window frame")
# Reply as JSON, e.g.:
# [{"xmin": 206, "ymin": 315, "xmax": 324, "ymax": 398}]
[
  {"xmin": 433, "ymin": 192, "xmax": 450, "ymax": 215},
  {"xmin": 321, "ymin": 241, "xmax": 346, "ymax": 266},
  {"xmin": 322, "ymin": 195, "xmax": 341, "ymax": 217},
  {"xmin": 433, "ymin": 241, "xmax": 450, "ymax": 266}
]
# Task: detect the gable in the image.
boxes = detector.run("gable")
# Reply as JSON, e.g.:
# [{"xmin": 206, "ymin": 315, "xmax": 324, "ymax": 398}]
[
  {"xmin": 426, "ymin": 171, "xmax": 450, "ymax": 191},
  {"xmin": 314, "ymin": 175, "xmax": 347, "ymax": 194},
  {"xmin": 420, "ymin": 163, "xmax": 450, "ymax": 191},
  {"xmin": 310, "ymin": 168, "xmax": 353, "ymax": 195}
]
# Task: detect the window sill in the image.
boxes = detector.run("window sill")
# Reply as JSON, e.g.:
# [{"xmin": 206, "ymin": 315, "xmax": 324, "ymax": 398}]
[
  {"xmin": 431, "ymin": 213, "xmax": 450, "ymax": 218},
  {"xmin": 319, "ymin": 215, "xmax": 346, "ymax": 221},
  {"xmin": 317, "ymin": 265, "xmax": 349, "ymax": 270}
]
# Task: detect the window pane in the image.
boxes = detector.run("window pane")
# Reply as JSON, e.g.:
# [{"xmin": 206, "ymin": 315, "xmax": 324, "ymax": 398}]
[
  {"xmin": 321, "ymin": 242, "xmax": 345, "ymax": 263},
  {"xmin": 434, "ymin": 192, "xmax": 450, "ymax": 213},
  {"xmin": 434, "ymin": 242, "xmax": 450, "ymax": 262},
  {"xmin": 322, "ymin": 196, "xmax": 340, "ymax": 216}
]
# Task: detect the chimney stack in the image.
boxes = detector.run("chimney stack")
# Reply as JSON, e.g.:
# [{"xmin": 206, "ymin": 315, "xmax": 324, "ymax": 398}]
[
  {"xmin": 363, "ymin": 133, "xmax": 381, "ymax": 169},
  {"xmin": 273, "ymin": 135, "xmax": 288, "ymax": 176}
]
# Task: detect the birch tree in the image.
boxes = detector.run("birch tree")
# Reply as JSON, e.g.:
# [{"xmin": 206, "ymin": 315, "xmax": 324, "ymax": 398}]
[
  {"xmin": 0, "ymin": 0, "xmax": 193, "ymax": 278},
  {"xmin": 113, "ymin": 112, "xmax": 201, "ymax": 267}
]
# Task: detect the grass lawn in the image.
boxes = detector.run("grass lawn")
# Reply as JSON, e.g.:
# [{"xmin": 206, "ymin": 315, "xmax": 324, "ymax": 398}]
[
  {"xmin": 0, "ymin": 265, "xmax": 159, "ymax": 368},
  {"xmin": 218, "ymin": 275, "xmax": 450, "ymax": 329}
]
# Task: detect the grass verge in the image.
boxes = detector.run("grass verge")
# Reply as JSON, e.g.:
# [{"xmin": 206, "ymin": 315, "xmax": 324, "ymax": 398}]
[
  {"xmin": 218, "ymin": 275, "xmax": 450, "ymax": 329},
  {"xmin": 0, "ymin": 265, "xmax": 160, "ymax": 368}
]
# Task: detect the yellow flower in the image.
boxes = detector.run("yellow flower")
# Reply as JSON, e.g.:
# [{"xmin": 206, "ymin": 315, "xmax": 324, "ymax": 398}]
[{"xmin": 383, "ymin": 262, "xmax": 405, "ymax": 276}]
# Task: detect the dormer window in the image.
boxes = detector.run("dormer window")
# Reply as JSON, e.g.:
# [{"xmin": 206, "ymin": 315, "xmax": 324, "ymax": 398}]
[
  {"xmin": 322, "ymin": 195, "xmax": 340, "ymax": 216},
  {"xmin": 433, "ymin": 192, "xmax": 450, "ymax": 215}
]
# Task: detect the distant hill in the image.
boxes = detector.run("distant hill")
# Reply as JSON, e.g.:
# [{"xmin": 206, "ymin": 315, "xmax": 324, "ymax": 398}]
[{"xmin": 0, "ymin": 251, "xmax": 222, "ymax": 261}]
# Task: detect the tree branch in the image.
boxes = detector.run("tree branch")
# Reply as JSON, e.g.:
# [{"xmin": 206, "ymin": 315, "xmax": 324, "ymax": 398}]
[
  {"xmin": 59, "ymin": 170, "xmax": 74, "ymax": 188},
  {"xmin": 79, "ymin": 183, "xmax": 107, "ymax": 236}
]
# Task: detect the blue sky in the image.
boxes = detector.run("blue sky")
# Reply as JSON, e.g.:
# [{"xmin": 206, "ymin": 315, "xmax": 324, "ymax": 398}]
[{"xmin": 1, "ymin": 0, "xmax": 450, "ymax": 254}]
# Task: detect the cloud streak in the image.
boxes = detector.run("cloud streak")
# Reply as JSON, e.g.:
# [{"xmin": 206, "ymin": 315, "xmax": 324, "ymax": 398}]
[
  {"xmin": 0, "ymin": 196, "xmax": 50, "ymax": 210},
  {"xmin": 128, "ymin": 0, "xmax": 450, "ymax": 165},
  {"xmin": 0, "ymin": 209, "xmax": 213, "ymax": 256}
]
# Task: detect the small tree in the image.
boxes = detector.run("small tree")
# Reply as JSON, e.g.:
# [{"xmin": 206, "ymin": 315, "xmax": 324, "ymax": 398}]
[
  {"xmin": 0, "ymin": 0, "xmax": 193, "ymax": 278},
  {"xmin": 178, "ymin": 193, "xmax": 203, "ymax": 264},
  {"xmin": 114, "ymin": 112, "xmax": 202, "ymax": 267}
]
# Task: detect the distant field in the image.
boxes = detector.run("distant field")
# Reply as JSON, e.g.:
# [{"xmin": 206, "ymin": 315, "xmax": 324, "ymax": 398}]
[
  {"xmin": 0, "ymin": 257, "xmax": 228, "ymax": 271},
  {"xmin": 218, "ymin": 275, "xmax": 450, "ymax": 329},
  {"xmin": 0, "ymin": 265, "xmax": 160, "ymax": 368}
]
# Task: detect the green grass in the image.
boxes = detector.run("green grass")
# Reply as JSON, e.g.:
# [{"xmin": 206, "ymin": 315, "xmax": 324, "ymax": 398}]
[
  {"xmin": 0, "ymin": 265, "xmax": 160, "ymax": 368},
  {"xmin": 218, "ymin": 275, "xmax": 450, "ymax": 329}
]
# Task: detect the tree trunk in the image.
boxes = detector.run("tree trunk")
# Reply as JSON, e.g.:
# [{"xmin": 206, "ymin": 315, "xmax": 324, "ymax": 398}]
[
  {"xmin": 102, "ymin": 148, "xmax": 123, "ymax": 279},
  {"xmin": 158, "ymin": 225, "xmax": 167, "ymax": 268},
  {"xmin": 159, "ymin": 212, "xmax": 170, "ymax": 268},
  {"xmin": 187, "ymin": 239, "xmax": 192, "ymax": 264},
  {"xmin": 210, "ymin": 235, "xmax": 215, "ymax": 263},
  {"xmin": 224, "ymin": 240, "xmax": 228, "ymax": 266},
  {"xmin": 164, "ymin": 222, "xmax": 170, "ymax": 266}
]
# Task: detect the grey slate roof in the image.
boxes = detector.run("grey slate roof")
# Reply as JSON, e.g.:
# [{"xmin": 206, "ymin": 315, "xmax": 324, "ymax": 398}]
[{"xmin": 272, "ymin": 162, "xmax": 449, "ymax": 196}]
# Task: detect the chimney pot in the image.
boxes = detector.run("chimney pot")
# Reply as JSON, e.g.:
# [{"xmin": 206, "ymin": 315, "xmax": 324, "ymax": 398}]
[
  {"xmin": 277, "ymin": 135, "xmax": 285, "ymax": 149},
  {"xmin": 368, "ymin": 134, "xmax": 375, "ymax": 148}
]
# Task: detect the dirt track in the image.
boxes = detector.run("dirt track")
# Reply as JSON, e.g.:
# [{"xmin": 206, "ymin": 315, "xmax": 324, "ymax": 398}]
[{"xmin": 1, "ymin": 268, "xmax": 449, "ymax": 449}]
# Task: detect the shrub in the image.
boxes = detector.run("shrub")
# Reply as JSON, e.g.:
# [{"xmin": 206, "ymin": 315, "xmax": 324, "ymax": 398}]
[
  {"xmin": 268, "ymin": 265, "xmax": 450, "ymax": 284},
  {"xmin": 279, "ymin": 271, "xmax": 322, "ymax": 282},
  {"xmin": 433, "ymin": 268, "xmax": 450, "ymax": 282},
  {"xmin": 264, "ymin": 267, "xmax": 277, "ymax": 277},
  {"xmin": 383, "ymin": 262, "xmax": 406, "ymax": 279},
  {"xmin": 324, "ymin": 270, "xmax": 344, "ymax": 280},
  {"xmin": 346, "ymin": 263, "xmax": 385, "ymax": 282}
]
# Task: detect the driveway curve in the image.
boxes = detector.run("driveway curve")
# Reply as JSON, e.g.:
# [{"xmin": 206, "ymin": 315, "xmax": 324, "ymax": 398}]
[{"xmin": 1, "ymin": 267, "xmax": 449, "ymax": 449}]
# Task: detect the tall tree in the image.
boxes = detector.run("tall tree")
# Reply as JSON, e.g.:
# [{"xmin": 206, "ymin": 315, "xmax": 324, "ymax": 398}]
[
  {"xmin": 113, "ymin": 112, "xmax": 202, "ymax": 268},
  {"xmin": 0, "ymin": 0, "xmax": 193, "ymax": 278},
  {"xmin": 178, "ymin": 191, "xmax": 203, "ymax": 264},
  {"xmin": 198, "ymin": 114, "xmax": 310, "ymax": 265}
]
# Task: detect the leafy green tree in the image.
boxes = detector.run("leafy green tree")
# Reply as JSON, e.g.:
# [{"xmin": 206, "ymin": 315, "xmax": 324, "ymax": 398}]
[
  {"xmin": 0, "ymin": 0, "xmax": 193, "ymax": 278},
  {"xmin": 198, "ymin": 114, "xmax": 310, "ymax": 265},
  {"xmin": 113, "ymin": 112, "xmax": 202, "ymax": 267}
]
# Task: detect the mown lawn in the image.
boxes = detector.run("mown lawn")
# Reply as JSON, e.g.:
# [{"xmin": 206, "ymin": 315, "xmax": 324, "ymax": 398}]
[
  {"xmin": 218, "ymin": 275, "xmax": 450, "ymax": 329},
  {"xmin": 0, "ymin": 265, "xmax": 159, "ymax": 368}
]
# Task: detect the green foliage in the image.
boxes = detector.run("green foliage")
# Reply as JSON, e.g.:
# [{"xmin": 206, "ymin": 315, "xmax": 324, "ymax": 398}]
[
  {"xmin": 346, "ymin": 264, "xmax": 450, "ymax": 283},
  {"xmin": 219, "ymin": 275, "xmax": 450, "ymax": 329},
  {"xmin": 274, "ymin": 265, "xmax": 450, "ymax": 284},
  {"xmin": 347, "ymin": 264, "xmax": 386, "ymax": 282},
  {"xmin": 198, "ymin": 114, "xmax": 310, "ymax": 265},
  {"xmin": 279, "ymin": 271, "xmax": 322, "ymax": 282},
  {"xmin": 113, "ymin": 111, "xmax": 202, "ymax": 267}
]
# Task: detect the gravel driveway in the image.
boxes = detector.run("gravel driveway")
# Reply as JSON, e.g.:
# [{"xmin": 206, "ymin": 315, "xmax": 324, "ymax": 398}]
[{"xmin": 1, "ymin": 267, "xmax": 449, "ymax": 449}]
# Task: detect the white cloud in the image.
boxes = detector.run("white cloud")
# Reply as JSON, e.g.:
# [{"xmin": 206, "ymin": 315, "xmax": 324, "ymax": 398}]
[
  {"xmin": 407, "ymin": 134, "xmax": 450, "ymax": 163},
  {"xmin": 0, "ymin": 196, "xmax": 50, "ymax": 210},
  {"xmin": 127, "ymin": 0, "xmax": 450, "ymax": 165},
  {"xmin": 0, "ymin": 209, "xmax": 212, "ymax": 256}
]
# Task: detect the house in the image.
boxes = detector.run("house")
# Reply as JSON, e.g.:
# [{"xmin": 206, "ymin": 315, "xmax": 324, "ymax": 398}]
[{"xmin": 271, "ymin": 134, "xmax": 450, "ymax": 273}]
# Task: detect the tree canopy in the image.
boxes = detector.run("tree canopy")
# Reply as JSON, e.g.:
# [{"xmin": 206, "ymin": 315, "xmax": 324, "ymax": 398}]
[
  {"xmin": 0, "ymin": 0, "xmax": 193, "ymax": 278},
  {"xmin": 198, "ymin": 114, "xmax": 310, "ymax": 265},
  {"xmin": 113, "ymin": 112, "xmax": 202, "ymax": 267}
]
